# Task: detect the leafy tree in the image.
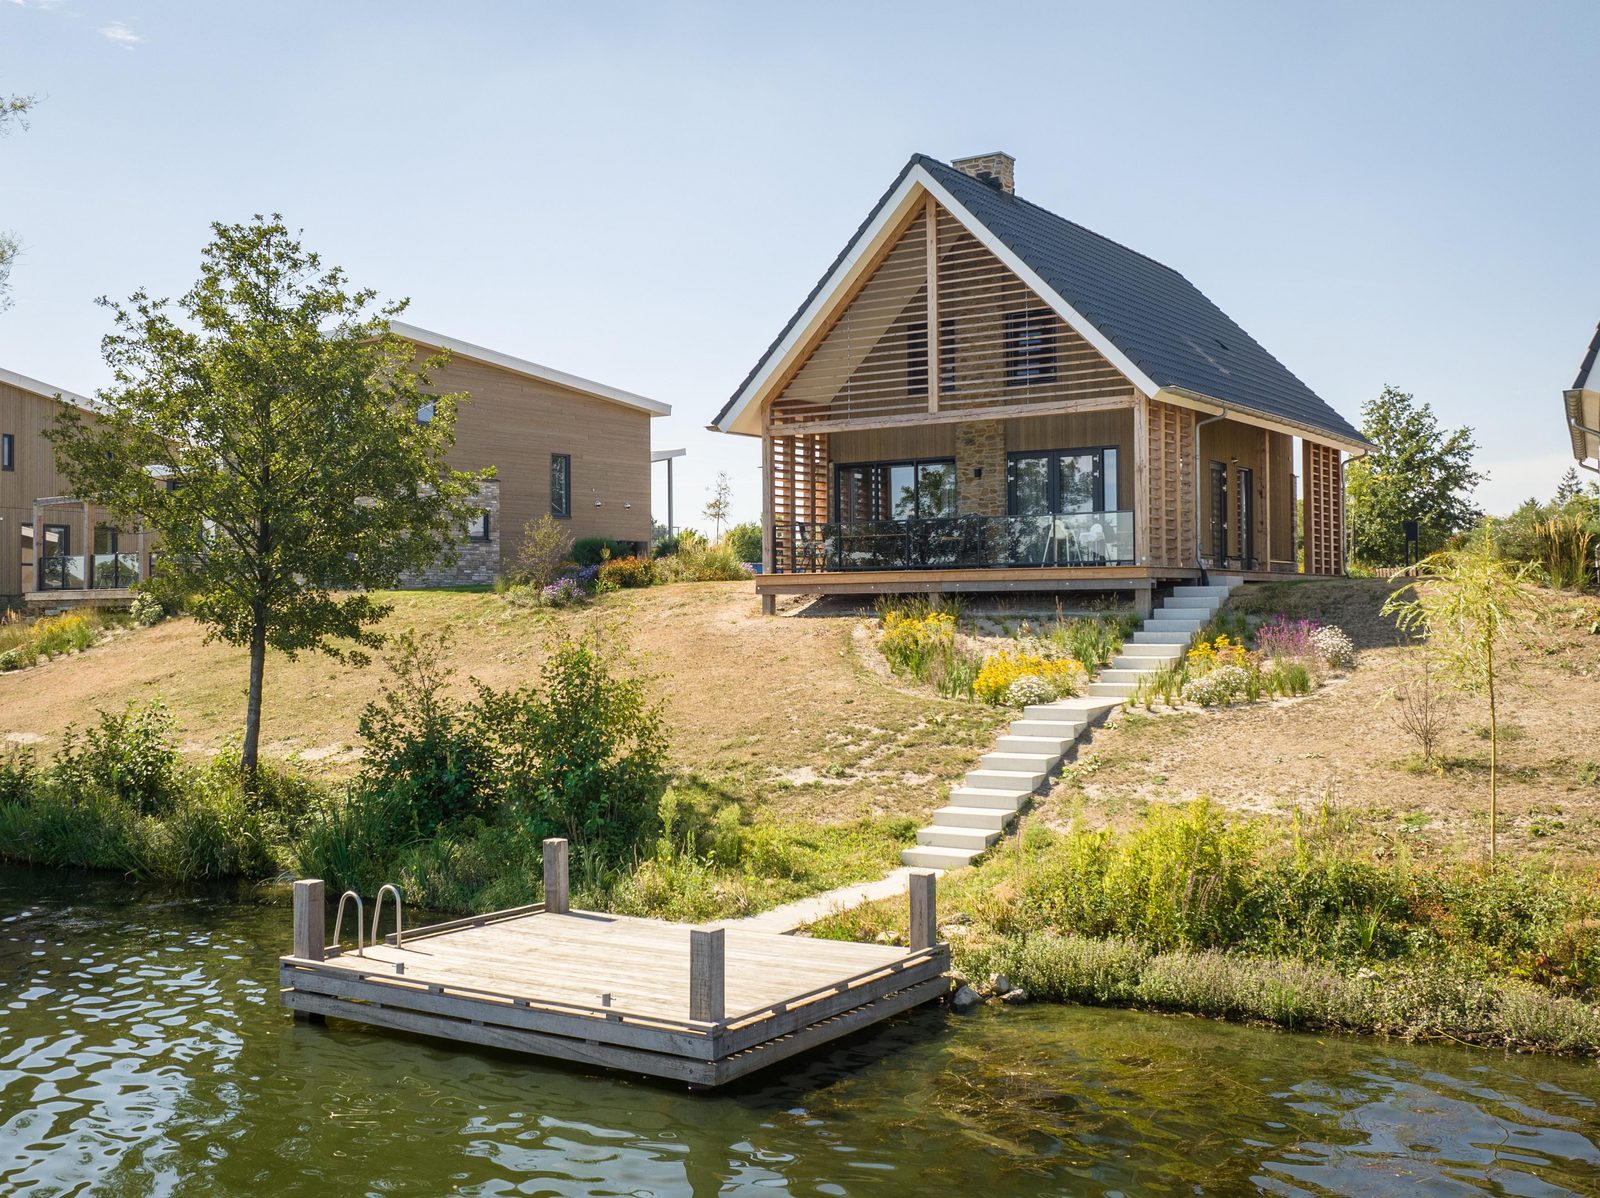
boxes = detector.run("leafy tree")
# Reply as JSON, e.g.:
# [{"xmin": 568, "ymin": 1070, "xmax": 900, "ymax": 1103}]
[
  {"xmin": 1347, "ymin": 386, "xmax": 1483, "ymax": 566},
  {"xmin": 1383, "ymin": 530, "xmax": 1543, "ymax": 868},
  {"xmin": 49, "ymin": 215, "xmax": 485, "ymax": 776},
  {"xmin": 515, "ymin": 514, "xmax": 572, "ymax": 590},
  {"xmin": 703, "ymin": 471, "xmax": 732, "ymax": 538},
  {"xmin": 0, "ymin": 93, "xmax": 38, "ymax": 310}
]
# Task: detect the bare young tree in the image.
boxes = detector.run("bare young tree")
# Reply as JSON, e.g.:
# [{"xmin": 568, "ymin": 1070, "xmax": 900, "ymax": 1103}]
[{"xmin": 1391, "ymin": 649, "xmax": 1454, "ymax": 766}]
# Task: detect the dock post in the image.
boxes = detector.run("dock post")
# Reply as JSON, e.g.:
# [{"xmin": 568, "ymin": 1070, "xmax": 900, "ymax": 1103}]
[
  {"xmin": 690, "ymin": 927, "xmax": 726, "ymax": 1023},
  {"xmin": 543, "ymin": 838, "xmax": 570, "ymax": 914},
  {"xmin": 291, "ymin": 878, "xmax": 326, "ymax": 1025},
  {"xmin": 909, "ymin": 870, "xmax": 937, "ymax": 951}
]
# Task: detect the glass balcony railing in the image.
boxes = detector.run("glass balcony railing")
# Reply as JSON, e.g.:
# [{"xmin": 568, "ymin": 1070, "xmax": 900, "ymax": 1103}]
[
  {"xmin": 37, "ymin": 555, "xmax": 87, "ymax": 591},
  {"xmin": 92, "ymin": 553, "xmax": 142, "ymax": 589},
  {"xmin": 779, "ymin": 512, "xmax": 1135, "ymax": 573}
]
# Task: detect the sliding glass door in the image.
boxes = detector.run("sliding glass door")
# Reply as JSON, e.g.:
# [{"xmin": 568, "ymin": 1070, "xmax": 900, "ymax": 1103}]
[{"xmin": 1006, "ymin": 447, "xmax": 1122, "ymax": 564}]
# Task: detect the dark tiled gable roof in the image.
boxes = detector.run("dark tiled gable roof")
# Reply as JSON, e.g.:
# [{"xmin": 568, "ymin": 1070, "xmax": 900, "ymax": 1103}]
[
  {"xmin": 1573, "ymin": 322, "xmax": 1600, "ymax": 391},
  {"xmin": 718, "ymin": 153, "xmax": 1367, "ymax": 446}
]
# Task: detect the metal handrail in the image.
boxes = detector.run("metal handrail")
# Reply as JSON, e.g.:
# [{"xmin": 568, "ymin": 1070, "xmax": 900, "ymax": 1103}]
[
  {"xmin": 372, "ymin": 884, "xmax": 403, "ymax": 949},
  {"xmin": 332, "ymin": 890, "xmax": 365, "ymax": 957}
]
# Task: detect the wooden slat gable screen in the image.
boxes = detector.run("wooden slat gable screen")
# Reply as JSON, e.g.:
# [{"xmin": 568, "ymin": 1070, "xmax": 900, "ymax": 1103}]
[
  {"xmin": 1302, "ymin": 440, "xmax": 1343, "ymax": 575},
  {"xmin": 769, "ymin": 432, "xmax": 829, "ymax": 573},
  {"xmin": 1145, "ymin": 398, "xmax": 1196, "ymax": 568},
  {"xmin": 768, "ymin": 200, "xmax": 1134, "ymax": 432}
]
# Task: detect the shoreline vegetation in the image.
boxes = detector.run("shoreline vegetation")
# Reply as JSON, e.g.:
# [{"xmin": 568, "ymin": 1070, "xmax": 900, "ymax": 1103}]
[{"xmin": 3, "ymin": 575, "xmax": 1599, "ymax": 1060}]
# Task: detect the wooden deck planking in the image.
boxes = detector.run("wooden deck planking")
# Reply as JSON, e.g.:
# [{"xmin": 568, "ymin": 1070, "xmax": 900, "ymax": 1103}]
[{"xmin": 281, "ymin": 850, "xmax": 950, "ymax": 1085}]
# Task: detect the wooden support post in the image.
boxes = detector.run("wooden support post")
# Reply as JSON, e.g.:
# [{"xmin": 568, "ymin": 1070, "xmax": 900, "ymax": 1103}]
[
  {"xmin": 543, "ymin": 838, "xmax": 569, "ymax": 914},
  {"xmin": 291, "ymin": 878, "xmax": 326, "ymax": 1025},
  {"xmin": 1132, "ymin": 394, "xmax": 1151, "ymax": 567},
  {"xmin": 925, "ymin": 195, "xmax": 939, "ymax": 414},
  {"xmin": 690, "ymin": 927, "xmax": 726, "ymax": 1023},
  {"xmin": 909, "ymin": 870, "xmax": 937, "ymax": 952}
]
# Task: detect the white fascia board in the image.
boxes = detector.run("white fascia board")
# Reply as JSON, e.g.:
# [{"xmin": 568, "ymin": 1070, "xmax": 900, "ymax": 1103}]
[
  {"xmin": 912, "ymin": 167, "xmax": 1163, "ymax": 400},
  {"xmin": 0, "ymin": 365, "xmax": 102, "ymax": 413},
  {"xmin": 717, "ymin": 174, "xmax": 932, "ymax": 436},
  {"xmin": 651, "ymin": 447, "xmax": 687, "ymax": 462},
  {"xmin": 1155, "ymin": 386, "xmax": 1369, "ymax": 455},
  {"xmin": 1568, "ymin": 387, "xmax": 1600, "ymax": 460},
  {"xmin": 389, "ymin": 321, "xmax": 670, "ymax": 418},
  {"xmin": 717, "ymin": 163, "xmax": 1163, "ymax": 436}
]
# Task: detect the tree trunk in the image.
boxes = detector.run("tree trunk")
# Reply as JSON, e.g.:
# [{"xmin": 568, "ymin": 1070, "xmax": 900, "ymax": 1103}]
[
  {"xmin": 241, "ymin": 607, "xmax": 267, "ymax": 779},
  {"xmin": 1486, "ymin": 641, "xmax": 1497, "ymax": 872}
]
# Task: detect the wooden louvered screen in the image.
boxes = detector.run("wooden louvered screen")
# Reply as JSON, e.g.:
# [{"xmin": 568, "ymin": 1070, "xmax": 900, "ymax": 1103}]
[
  {"xmin": 769, "ymin": 432, "xmax": 829, "ymax": 573},
  {"xmin": 1144, "ymin": 398, "xmax": 1196, "ymax": 568},
  {"xmin": 768, "ymin": 199, "xmax": 1134, "ymax": 432},
  {"xmin": 1302, "ymin": 440, "xmax": 1344, "ymax": 575}
]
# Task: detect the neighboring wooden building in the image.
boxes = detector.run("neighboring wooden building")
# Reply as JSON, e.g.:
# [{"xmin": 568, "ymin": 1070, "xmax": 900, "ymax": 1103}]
[
  {"xmin": 3, "ymin": 329, "xmax": 668, "ymax": 602},
  {"xmin": 1566, "ymin": 322, "xmax": 1600, "ymax": 476},
  {"xmin": 393, "ymin": 323, "xmax": 669, "ymax": 579},
  {"xmin": 712, "ymin": 152, "xmax": 1370, "ymax": 611}
]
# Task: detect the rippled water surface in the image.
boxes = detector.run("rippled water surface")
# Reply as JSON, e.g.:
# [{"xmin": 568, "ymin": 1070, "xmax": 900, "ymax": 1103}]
[{"xmin": 2, "ymin": 865, "xmax": 1598, "ymax": 1197}]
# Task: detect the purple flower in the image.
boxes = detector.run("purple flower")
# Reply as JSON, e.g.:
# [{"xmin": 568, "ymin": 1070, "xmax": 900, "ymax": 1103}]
[{"xmin": 1255, "ymin": 615, "xmax": 1319, "ymax": 659}]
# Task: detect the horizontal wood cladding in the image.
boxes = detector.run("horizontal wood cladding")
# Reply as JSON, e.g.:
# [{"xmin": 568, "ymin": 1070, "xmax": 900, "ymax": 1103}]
[
  {"xmin": 0, "ymin": 383, "xmax": 104, "ymax": 597},
  {"xmin": 421, "ymin": 354, "xmax": 653, "ymax": 567},
  {"xmin": 1303, "ymin": 440, "xmax": 1344, "ymax": 575},
  {"xmin": 1145, "ymin": 399, "xmax": 1196, "ymax": 569},
  {"xmin": 767, "ymin": 199, "xmax": 1134, "ymax": 433},
  {"xmin": 829, "ymin": 424, "xmax": 957, "ymax": 463},
  {"xmin": 768, "ymin": 432, "xmax": 828, "ymax": 574}
]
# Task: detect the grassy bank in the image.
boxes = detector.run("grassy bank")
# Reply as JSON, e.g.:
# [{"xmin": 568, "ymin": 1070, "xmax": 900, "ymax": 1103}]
[{"xmin": 810, "ymin": 799, "xmax": 1600, "ymax": 1057}]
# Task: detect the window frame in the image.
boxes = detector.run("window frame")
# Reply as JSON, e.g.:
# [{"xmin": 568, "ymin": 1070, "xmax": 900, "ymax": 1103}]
[
  {"xmin": 1005, "ymin": 446, "xmax": 1120, "ymax": 515},
  {"xmin": 1, "ymin": 433, "xmax": 13, "ymax": 471},
  {"xmin": 550, "ymin": 453, "xmax": 572, "ymax": 519},
  {"xmin": 466, "ymin": 509, "xmax": 491, "ymax": 542},
  {"xmin": 832, "ymin": 457, "xmax": 958, "ymax": 523}
]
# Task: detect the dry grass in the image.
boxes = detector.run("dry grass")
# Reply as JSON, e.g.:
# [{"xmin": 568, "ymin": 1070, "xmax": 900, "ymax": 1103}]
[
  {"xmin": 0, "ymin": 583, "xmax": 1010, "ymax": 825},
  {"xmin": 1036, "ymin": 578, "xmax": 1600, "ymax": 865}
]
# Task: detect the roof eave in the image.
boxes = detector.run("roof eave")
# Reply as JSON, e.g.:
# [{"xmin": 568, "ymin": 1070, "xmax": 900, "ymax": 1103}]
[
  {"xmin": 0, "ymin": 366, "xmax": 103, "ymax": 415},
  {"xmin": 1158, "ymin": 386, "xmax": 1371, "ymax": 454},
  {"xmin": 389, "ymin": 321, "xmax": 670, "ymax": 418}
]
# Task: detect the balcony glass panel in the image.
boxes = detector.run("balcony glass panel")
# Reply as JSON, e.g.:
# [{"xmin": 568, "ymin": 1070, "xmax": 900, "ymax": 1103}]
[
  {"xmin": 38, "ymin": 555, "xmax": 86, "ymax": 591},
  {"xmin": 783, "ymin": 512, "xmax": 1135, "ymax": 573},
  {"xmin": 92, "ymin": 553, "xmax": 142, "ymax": 589}
]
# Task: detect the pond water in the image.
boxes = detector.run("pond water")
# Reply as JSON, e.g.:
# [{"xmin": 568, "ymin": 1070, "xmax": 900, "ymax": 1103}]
[{"xmin": 2, "ymin": 864, "xmax": 1597, "ymax": 1197}]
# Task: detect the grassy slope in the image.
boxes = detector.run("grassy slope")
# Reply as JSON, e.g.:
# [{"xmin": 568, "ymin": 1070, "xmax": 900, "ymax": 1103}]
[{"xmin": 0, "ymin": 583, "xmax": 1010, "ymax": 826}]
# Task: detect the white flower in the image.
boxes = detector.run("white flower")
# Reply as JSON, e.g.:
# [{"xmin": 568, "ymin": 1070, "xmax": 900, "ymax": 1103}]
[{"xmin": 1310, "ymin": 625, "xmax": 1355, "ymax": 669}]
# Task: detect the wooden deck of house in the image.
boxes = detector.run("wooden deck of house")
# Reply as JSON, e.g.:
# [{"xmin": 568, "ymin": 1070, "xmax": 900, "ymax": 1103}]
[{"xmin": 279, "ymin": 842, "xmax": 950, "ymax": 1086}]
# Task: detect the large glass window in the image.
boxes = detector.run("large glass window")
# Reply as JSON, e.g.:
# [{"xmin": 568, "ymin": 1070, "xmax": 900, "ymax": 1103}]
[
  {"xmin": 834, "ymin": 459, "xmax": 957, "ymax": 522},
  {"xmin": 550, "ymin": 454, "xmax": 571, "ymax": 518},
  {"xmin": 1007, "ymin": 448, "xmax": 1118, "ymax": 514}
]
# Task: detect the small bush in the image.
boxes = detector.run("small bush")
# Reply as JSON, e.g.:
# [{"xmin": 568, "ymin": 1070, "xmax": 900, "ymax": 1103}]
[
  {"xmin": 598, "ymin": 555, "xmax": 656, "ymax": 589},
  {"xmin": 129, "ymin": 590, "xmax": 172, "ymax": 627},
  {"xmin": 1310, "ymin": 624, "xmax": 1355, "ymax": 669},
  {"xmin": 974, "ymin": 649, "xmax": 1085, "ymax": 705},
  {"xmin": 514, "ymin": 515, "xmax": 573, "ymax": 590},
  {"xmin": 1005, "ymin": 673, "xmax": 1055, "ymax": 707},
  {"xmin": 54, "ymin": 701, "xmax": 180, "ymax": 816},
  {"xmin": 571, "ymin": 536, "xmax": 635, "ymax": 566},
  {"xmin": 656, "ymin": 540, "xmax": 751, "ymax": 582},
  {"xmin": 1182, "ymin": 663, "xmax": 1253, "ymax": 706}
]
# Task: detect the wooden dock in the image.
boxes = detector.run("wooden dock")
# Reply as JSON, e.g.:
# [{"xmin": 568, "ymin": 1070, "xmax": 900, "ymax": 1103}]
[{"xmin": 279, "ymin": 840, "xmax": 950, "ymax": 1086}]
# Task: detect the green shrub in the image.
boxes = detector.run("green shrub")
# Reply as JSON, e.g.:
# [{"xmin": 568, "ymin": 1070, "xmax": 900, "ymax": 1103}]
[
  {"xmin": 657, "ymin": 540, "xmax": 751, "ymax": 582},
  {"xmin": 129, "ymin": 590, "xmax": 171, "ymax": 626},
  {"xmin": 571, "ymin": 536, "xmax": 635, "ymax": 566},
  {"xmin": 356, "ymin": 631, "xmax": 497, "ymax": 835},
  {"xmin": 54, "ymin": 701, "xmax": 180, "ymax": 816},
  {"xmin": 722, "ymin": 521, "xmax": 762, "ymax": 563},
  {"xmin": 473, "ymin": 631, "xmax": 667, "ymax": 866},
  {"xmin": 1049, "ymin": 614, "xmax": 1135, "ymax": 671}
]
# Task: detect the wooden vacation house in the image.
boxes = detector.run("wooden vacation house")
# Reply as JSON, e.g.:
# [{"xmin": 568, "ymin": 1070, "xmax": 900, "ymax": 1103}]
[
  {"xmin": 4, "ymin": 328, "xmax": 668, "ymax": 603},
  {"xmin": 1566, "ymin": 322, "xmax": 1600, "ymax": 476},
  {"xmin": 712, "ymin": 153, "xmax": 1370, "ymax": 613}
]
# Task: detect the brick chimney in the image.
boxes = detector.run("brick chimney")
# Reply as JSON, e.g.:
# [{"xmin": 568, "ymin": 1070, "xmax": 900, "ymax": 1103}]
[{"xmin": 951, "ymin": 152, "xmax": 1015, "ymax": 194}]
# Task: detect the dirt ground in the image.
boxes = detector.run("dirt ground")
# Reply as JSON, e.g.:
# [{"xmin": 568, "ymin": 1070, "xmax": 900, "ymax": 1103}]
[
  {"xmin": 0, "ymin": 584, "xmax": 1008, "ymax": 825},
  {"xmin": 1033, "ymin": 578, "xmax": 1600, "ymax": 866}
]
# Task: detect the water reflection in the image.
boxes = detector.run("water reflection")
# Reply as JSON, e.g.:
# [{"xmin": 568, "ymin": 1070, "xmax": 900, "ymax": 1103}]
[{"xmin": 1, "ymin": 866, "xmax": 1596, "ymax": 1197}]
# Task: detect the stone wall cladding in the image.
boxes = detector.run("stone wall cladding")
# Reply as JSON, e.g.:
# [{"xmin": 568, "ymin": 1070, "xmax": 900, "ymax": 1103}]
[
  {"xmin": 950, "ymin": 152, "xmax": 1015, "ymax": 194},
  {"xmin": 401, "ymin": 479, "xmax": 501, "ymax": 588},
  {"xmin": 956, "ymin": 421, "xmax": 1006, "ymax": 517}
]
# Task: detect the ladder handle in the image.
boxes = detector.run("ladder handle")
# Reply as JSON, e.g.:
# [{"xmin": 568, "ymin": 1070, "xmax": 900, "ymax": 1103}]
[
  {"xmin": 332, "ymin": 890, "xmax": 365, "ymax": 957},
  {"xmin": 372, "ymin": 884, "xmax": 404, "ymax": 949}
]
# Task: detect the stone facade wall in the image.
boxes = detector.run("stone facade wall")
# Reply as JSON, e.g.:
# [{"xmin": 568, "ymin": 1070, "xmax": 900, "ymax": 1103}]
[
  {"xmin": 401, "ymin": 479, "xmax": 501, "ymax": 588},
  {"xmin": 955, "ymin": 421, "xmax": 1006, "ymax": 517}
]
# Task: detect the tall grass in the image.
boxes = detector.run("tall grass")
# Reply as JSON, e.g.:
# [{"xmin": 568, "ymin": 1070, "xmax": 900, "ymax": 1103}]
[
  {"xmin": 1046, "ymin": 610, "xmax": 1136, "ymax": 671},
  {"xmin": 0, "ymin": 609, "xmax": 111, "ymax": 670},
  {"xmin": 1532, "ymin": 516, "xmax": 1595, "ymax": 590}
]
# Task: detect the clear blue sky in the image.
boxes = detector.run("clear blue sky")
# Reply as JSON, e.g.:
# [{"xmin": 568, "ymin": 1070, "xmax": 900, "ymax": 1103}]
[{"xmin": 2, "ymin": 1, "xmax": 1595, "ymax": 530}]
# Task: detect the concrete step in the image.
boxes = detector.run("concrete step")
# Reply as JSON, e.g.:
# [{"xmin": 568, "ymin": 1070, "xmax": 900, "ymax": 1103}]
[
  {"xmin": 1159, "ymin": 595, "xmax": 1221, "ymax": 611},
  {"xmin": 1110, "ymin": 654, "xmax": 1179, "ymax": 673},
  {"xmin": 1008, "ymin": 718, "xmax": 1084, "ymax": 740},
  {"xmin": 1117, "ymin": 641, "xmax": 1185, "ymax": 659},
  {"xmin": 964, "ymin": 768, "xmax": 1045, "ymax": 792},
  {"xmin": 1170, "ymin": 584, "xmax": 1232, "ymax": 597},
  {"xmin": 916, "ymin": 824, "xmax": 999, "ymax": 850},
  {"xmin": 1130, "ymin": 629, "xmax": 1199, "ymax": 645},
  {"xmin": 1096, "ymin": 668, "xmax": 1152, "ymax": 684},
  {"xmin": 901, "ymin": 844, "xmax": 982, "ymax": 869},
  {"xmin": 932, "ymin": 804, "xmax": 1013, "ymax": 831},
  {"xmin": 979, "ymin": 751, "xmax": 1059, "ymax": 775},
  {"xmin": 1143, "ymin": 618, "xmax": 1204, "ymax": 635},
  {"xmin": 994, "ymin": 734, "xmax": 1072, "ymax": 756},
  {"xmin": 1085, "ymin": 681, "xmax": 1138, "ymax": 698},
  {"xmin": 948, "ymin": 786, "xmax": 1029, "ymax": 811},
  {"xmin": 1027, "ymin": 697, "xmax": 1123, "ymax": 722}
]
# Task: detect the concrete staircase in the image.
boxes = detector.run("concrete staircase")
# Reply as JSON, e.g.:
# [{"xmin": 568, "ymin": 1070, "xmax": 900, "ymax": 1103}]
[{"xmin": 901, "ymin": 576, "xmax": 1245, "ymax": 870}]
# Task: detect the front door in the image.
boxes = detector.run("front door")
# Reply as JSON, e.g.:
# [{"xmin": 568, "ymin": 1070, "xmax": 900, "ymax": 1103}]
[{"xmin": 1209, "ymin": 461, "xmax": 1229, "ymax": 566}]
